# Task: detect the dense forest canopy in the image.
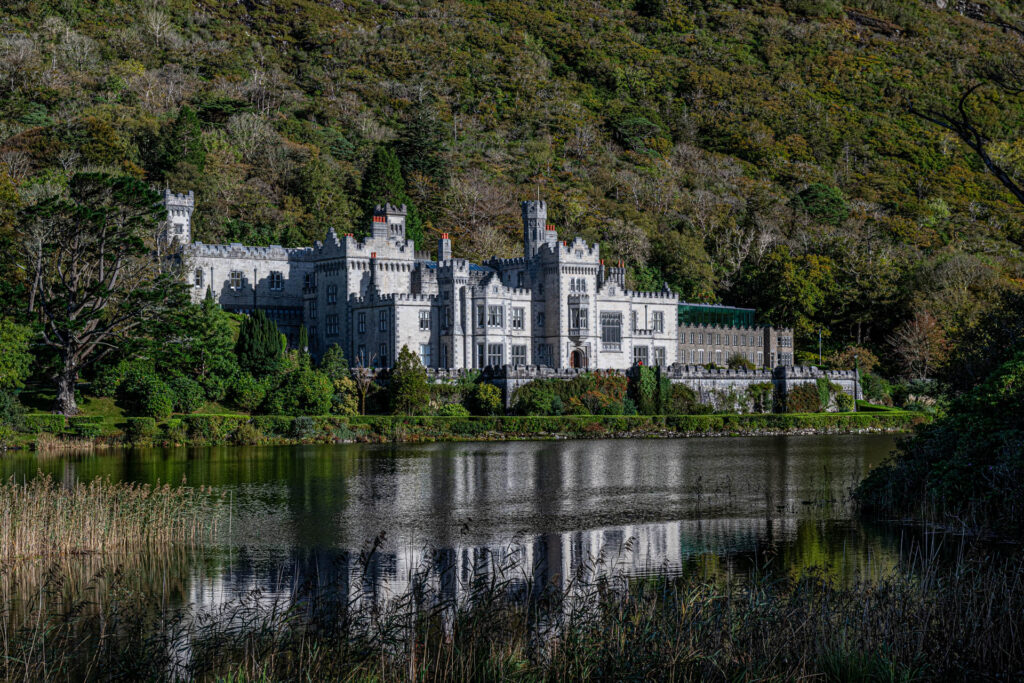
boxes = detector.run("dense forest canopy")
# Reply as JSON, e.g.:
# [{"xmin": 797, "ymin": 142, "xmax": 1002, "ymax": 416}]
[{"xmin": 1, "ymin": 0, "xmax": 1023, "ymax": 372}]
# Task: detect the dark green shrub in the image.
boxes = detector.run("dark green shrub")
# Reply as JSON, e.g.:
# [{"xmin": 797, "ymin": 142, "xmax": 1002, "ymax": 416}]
[
  {"xmin": 163, "ymin": 418, "xmax": 187, "ymax": 443},
  {"xmin": 123, "ymin": 417, "xmax": 158, "ymax": 442},
  {"xmin": 71, "ymin": 423, "xmax": 103, "ymax": 438},
  {"xmin": 0, "ymin": 390, "xmax": 25, "ymax": 436},
  {"xmin": 231, "ymin": 421, "xmax": 264, "ymax": 445},
  {"xmin": 169, "ymin": 376, "xmax": 205, "ymax": 414},
  {"xmin": 229, "ymin": 374, "xmax": 266, "ymax": 412},
  {"xmin": 24, "ymin": 414, "xmax": 65, "ymax": 433},
  {"xmin": 264, "ymin": 366, "xmax": 333, "ymax": 416},
  {"xmin": 183, "ymin": 415, "xmax": 246, "ymax": 442},
  {"xmin": 470, "ymin": 383, "xmax": 502, "ymax": 416},
  {"xmin": 437, "ymin": 403, "xmax": 471, "ymax": 417},
  {"xmin": 235, "ymin": 310, "xmax": 283, "ymax": 376},
  {"xmin": 860, "ymin": 373, "xmax": 892, "ymax": 404},
  {"xmin": 291, "ymin": 416, "xmax": 317, "ymax": 439},
  {"xmin": 251, "ymin": 415, "xmax": 294, "ymax": 436},
  {"xmin": 834, "ymin": 392, "xmax": 854, "ymax": 412}
]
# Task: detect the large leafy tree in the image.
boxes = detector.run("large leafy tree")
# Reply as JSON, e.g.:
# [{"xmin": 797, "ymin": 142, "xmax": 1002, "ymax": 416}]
[
  {"xmin": 389, "ymin": 344, "xmax": 428, "ymax": 415},
  {"xmin": 0, "ymin": 317, "xmax": 32, "ymax": 391},
  {"xmin": 17, "ymin": 173, "xmax": 180, "ymax": 415},
  {"xmin": 150, "ymin": 291, "xmax": 239, "ymax": 384}
]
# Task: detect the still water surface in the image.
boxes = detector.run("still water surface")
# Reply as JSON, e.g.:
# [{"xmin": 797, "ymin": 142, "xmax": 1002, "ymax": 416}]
[{"xmin": 4, "ymin": 435, "xmax": 905, "ymax": 606}]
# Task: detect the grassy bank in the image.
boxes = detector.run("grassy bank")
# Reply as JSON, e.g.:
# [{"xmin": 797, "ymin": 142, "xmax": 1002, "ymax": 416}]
[
  {"xmin": 2, "ymin": 542, "xmax": 1020, "ymax": 681},
  {"xmin": 15, "ymin": 411, "xmax": 929, "ymax": 448}
]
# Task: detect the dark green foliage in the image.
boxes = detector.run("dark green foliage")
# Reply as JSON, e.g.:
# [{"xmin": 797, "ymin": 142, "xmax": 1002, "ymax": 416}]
[
  {"xmin": 860, "ymin": 373, "xmax": 892, "ymax": 405},
  {"xmin": 159, "ymin": 105, "xmax": 206, "ymax": 173},
  {"xmin": 123, "ymin": 417, "xmax": 158, "ymax": 443},
  {"xmin": 834, "ymin": 392, "xmax": 854, "ymax": 412},
  {"xmin": 396, "ymin": 98, "xmax": 449, "ymax": 185},
  {"xmin": 264, "ymin": 365, "xmax": 333, "ymax": 416},
  {"xmin": 728, "ymin": 353, "xmax": 756, "ymax": 371},
  {"xmin": 228, "ymin": 374, "xmax": 265, "ymax": 412},
  {"xmin": 794, "ymin": 183, "xmax": 849, "ymax": 226},
  {"xmin": 119, "ymin": 364, "xmax": 174, "ymax": 420},
  {"xmin": 291, "ymin": 416, "xmax": 317, "ymax": 439},
  {"xmin": 746, "ymin": 382, "xmax": 774, "ymax": 413},
  {"xmin": 389, "ymin": 345, "xmax": 429, "ymax": 415},
  {"xmin": 856, "ymin": 351, "xmax": 1024, "ymax": 535},
  {"xmin": 469, "ymin": 383, "xmax": 502, "ymax": 416},
  {"xmin": 815, "ymin": 378, "xmax": 831, "ymax": 410},
  {"xmin": 235, "ymin": 310, "xmax": 283, "ymax": 377},
  {"xmin": 511, "ymin": 381, "xmax": 564, "ymax": 416},
  {"xmin": 318, "ymin": 344, "xmax": 349, "ymax": 380},
  {"xmin": 436, "ymin": 403, "xmax": 471, "ymax": 417},
  {"xmin": 167, "ymin": 376, "xmax": 205, "ymax": 414},
  {"xmin": 0, "ymin": 390, "xmax": 25, "ymax": 433},
  {"xmin": 23, "ymin": 414, "xmax": 65, "ymax": 434},
  {"xmin": 629, "ymin": 366, "xmax": 658, "ymax": 415}
]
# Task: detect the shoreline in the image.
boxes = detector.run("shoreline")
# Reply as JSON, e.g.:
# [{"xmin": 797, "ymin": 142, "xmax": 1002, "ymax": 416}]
[{"xmin": 12, "ymin": 412, "xmax": 926, "ymax": 450}]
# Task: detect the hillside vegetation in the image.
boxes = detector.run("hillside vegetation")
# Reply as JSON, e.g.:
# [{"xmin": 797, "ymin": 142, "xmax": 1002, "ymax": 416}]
[{"xmin": 1, "ymin": 0, "xmax": 1023, "ymax": 367}]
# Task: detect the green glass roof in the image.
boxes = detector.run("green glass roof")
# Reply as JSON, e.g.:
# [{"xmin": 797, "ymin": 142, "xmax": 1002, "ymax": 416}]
[{"xmin": 678, "ymin": 303, "xmax": 756, "ymax": 328}]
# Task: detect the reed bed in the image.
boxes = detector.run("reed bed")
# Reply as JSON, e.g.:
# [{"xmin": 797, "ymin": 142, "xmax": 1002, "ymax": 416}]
[
  {"xmin": 33, "ymin": 432, "xmax": 95, "ymax": 457},
  {"xmin": 0, "ymin": 474, "xmax": 219, "ymax": 563},
  {"xmin": 1, "ymin": 539, "xmax": 1021, "ymax": 681}
]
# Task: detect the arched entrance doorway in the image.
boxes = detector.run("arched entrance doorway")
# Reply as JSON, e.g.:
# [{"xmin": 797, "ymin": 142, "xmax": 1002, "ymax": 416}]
[{"xmin": 570, "ymin": 349, "xmax": 587, "ymax": 369}]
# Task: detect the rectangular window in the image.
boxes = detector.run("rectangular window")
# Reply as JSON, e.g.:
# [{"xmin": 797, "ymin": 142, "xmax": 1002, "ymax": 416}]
[
  {"xmin": 378, "ymin": 310, "xmax": 387, "ymax": 331},
  {"xmin": 419, "ymin": 309, "xmax": 430, "ymax": 330},
  {"xmin": 487, "ymin": 343, "xmax": 503, "ymax": 367},
  {"xmin": 379, "ymin": 344, "xmax": 388, "ymax": 368},
  {"xmin": 715, "ymin": 350, "xmax": 722, "ymax": 365},
  {"xmin": 326, "ymin": 314, "xmax": 339, "ymax": 336},
  {"xmin": 443, "ymin": 306, "xmax": 451, "ymax": 329},
  {"xmin": 477, "ymin": 305, "xmax": 486, "ymax": 327},
  {"xmin": 716, "ymin": 334, "xmax": 721, "ymax": 345},
  {"xmin": 517, "ymin": 272, "xmax": 524, "ymax": 288},
  {"xmin": 476, "ymin": 343, "xmax": 486, "ymax": 369},
  {"xmin": 419, "ymin": 343, "xmax": 432, "ymax": 367},
  {"xmin": 309, "ymin": 300, "xmax": 317, "ymax": 320},
  {"xmin": 570, "ymin": 307, "xmax": 588, "ymax": 331},
  {"xmin": 652, "ymin": 311, "xmax": 664, "ymax": 333},
  {"xmin": 229, "ymin": 271, "xmax": 243, "ymax": 291},
  {"xmin": 326, "ymin": 284, "xmax": 337, "ymax": 304},
  {"xmin": 600, "ymin": 312, "xmax": 621, "ymax": 348},
  {"xmin": 511, "ymin": 344, "xmax": 527, "ymax": 366},
  {"xmin": 194, "ymin": 269, "xmax": 203, "ymax": 288},
  {"xmin": 511, "ymin": 307, "xmax": 524, "ymax": 330},
  {"xmin": 698, "ymin": 349, "xmax": 705, "ymax": 364},
  {"xmin": 631, "ymin": 311, "xmax": 638, "ymax": 332},
  {"xmin": 441, "ymin": 344, "xmax": 448, "ymax": 368},
  {"xmin": 690, "ymin": 332, "xmax": 695, "ymax": 344},
  {"xmin": 653, "ymin": 347, "xmax": 666, "ymax": 367},
  {"xmin": 357, "ymin": 312, "xmax": 366, "ymax": 334},
  {"xmin": 758, "ymin": 351, "xmax": 764, "ymax": 366},
  {"xmin": 487, "ymin": 305, "xmax": 503, "ymax": 327},
  {"xmin": 269, "ymin": 271, "xmax": 283, "ymax": 291},
  {"xmin": 537, "ymin": 312, "xmax": 545, "ymax": 327},
  {"xmin": 689, "ymin": 349, "xmax": 695, "ymax": 363},
  {"xmin": 734, "ymin": 334, "xmax": 739, "ymax": 346},
  {"xmin": 698, "ymin": 333, "xmax": 704, "ymax": 344},
  {"xmin": 633, "ymin": 346, "xmax": 649, "ymax": 366}
]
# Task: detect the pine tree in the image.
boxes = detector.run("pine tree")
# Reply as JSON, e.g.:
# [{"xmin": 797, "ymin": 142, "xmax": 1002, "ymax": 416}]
[
  {"xmin": 160, "ymin": 105, "xmax": 206, "ymax": 172},
  {"xmin": 361, "ymin": 147, "xmax": 405, "ymax": 220},
  {"xmin": 235, "ymin": 310, "xmax": 283, "ymax": 377},
  {"xmin": 397, "ymin": 99, "xmax": 448, "ymax": 184},
  {"xmin": 389, "ymin": 344, "xmax": 428, "ymax": 415},
  {"xmin": 360, "ymin": 147, "xmax": 424, "ymax": 249}
]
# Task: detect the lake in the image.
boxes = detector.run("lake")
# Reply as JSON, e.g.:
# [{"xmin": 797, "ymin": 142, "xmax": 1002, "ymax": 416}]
[{"xmin": 2, "ymin": 434, "xmax": 908, "ymax": 612}]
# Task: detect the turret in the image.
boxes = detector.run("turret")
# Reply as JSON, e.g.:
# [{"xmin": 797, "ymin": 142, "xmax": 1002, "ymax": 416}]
[
  {"xmin": 163, "ymin": 189, "xmax": 194, "ymax": 245},
  {"xmin": 373, "ymin": 203, "xmax": 407, "ymax": 242},
  {"xmin": 521, "ymin": 199, "xmax": 549, "ymax": 258}
]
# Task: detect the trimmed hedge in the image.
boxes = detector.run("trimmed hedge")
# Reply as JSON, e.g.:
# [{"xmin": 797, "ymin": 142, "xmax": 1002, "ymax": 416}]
[
  {"xmin": 23, "ymin": 414, "xmax": 66, "ymax": 433},
  {"xmin": 18, "ymin": 410, "xmax": 929, "ymax": 445}
]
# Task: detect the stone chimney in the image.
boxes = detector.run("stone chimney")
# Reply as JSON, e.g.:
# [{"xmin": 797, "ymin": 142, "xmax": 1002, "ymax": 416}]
[{"xmin": 438, "ymin": 232, "xmax": 452, "ymax": 261}]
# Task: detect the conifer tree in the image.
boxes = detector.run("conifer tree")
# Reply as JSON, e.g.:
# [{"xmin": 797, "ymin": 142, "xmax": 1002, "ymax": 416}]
[
  {"xmin": 235, "ymin": 310, "xmax": 283, "ymax": 377},
  {"xmin": 389, "ymin": 344, "xmax": 428, "ymax": 415},
  {"xmin": 160, "ymin": 105, "xmax": 206, "ymax": 172}
]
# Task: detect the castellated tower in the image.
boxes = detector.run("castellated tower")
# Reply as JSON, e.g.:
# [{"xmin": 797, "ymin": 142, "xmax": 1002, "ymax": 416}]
[
  {"xmin": 373, "ymin": 203, "xmax": 407, "ymax": 242},
  {"xmin": 521, "ymin": 199, "xmax": 547, "ymax": 258},
  {"xmin": 163, "ymin": 189, "xmax": 194, "ymax": 245}
]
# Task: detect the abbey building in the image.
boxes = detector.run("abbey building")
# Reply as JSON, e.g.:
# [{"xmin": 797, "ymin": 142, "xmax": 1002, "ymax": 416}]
[{"xmin": 164, "ymin": 190, "xmax": 790, "ymax": 371}]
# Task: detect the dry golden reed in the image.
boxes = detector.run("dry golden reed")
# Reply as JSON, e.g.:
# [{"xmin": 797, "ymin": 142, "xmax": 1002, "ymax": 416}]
[{"xmin": 0, "ymin": 474, "xmax": 218, "ymax": 563}]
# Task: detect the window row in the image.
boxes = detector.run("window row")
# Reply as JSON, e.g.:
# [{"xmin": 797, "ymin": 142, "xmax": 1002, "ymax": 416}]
[
  {"xmin": 684, "ymin": 349, "xmax": 764, "ymax": 366},
  {"xmin": 218, "ymin": 270, "xmax": 285, "ymax": 291},
  {"xmin": 686, "ymin": 332, "xmax": 763, "ymax": 347},
  {"xmin": 632, "ymin": 346, "xmax": 667, "ymax": 367},
  {"xmin": 474, "ymin": 343, "xmax": 529, "ymax": 368}
]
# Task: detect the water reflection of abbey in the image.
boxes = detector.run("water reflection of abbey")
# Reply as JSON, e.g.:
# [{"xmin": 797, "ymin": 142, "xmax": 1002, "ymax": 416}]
[{"xmin": 174, "ymin": 439, "xmax": 894, "ymax": 611}]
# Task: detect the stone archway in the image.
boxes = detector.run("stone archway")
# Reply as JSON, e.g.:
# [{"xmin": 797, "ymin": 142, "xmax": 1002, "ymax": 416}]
[{"xmin": 570, "ymin": 349, "xmax": 587, "ymax": 369}]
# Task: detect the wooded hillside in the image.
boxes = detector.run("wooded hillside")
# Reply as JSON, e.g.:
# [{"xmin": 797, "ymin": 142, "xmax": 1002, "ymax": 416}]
[{"xmin": 1, "ymin": 0, "xmax": 1022, "ymax": 367}]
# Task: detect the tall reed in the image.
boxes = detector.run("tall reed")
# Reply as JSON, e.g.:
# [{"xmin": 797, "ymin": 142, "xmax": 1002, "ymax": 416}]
[
  {"xmin": 0, "ymin": 474, "xmax": 218, "ymax": 563},
  {"xmin": 1, "ymin": 538, "xmax": 1021, "ymax": 681}
]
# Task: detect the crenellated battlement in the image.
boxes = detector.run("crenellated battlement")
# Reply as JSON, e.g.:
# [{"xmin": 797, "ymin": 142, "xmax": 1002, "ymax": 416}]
[{"xmin": 189, "ymin": 242, "xmax": 314, "ymax": 261}]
